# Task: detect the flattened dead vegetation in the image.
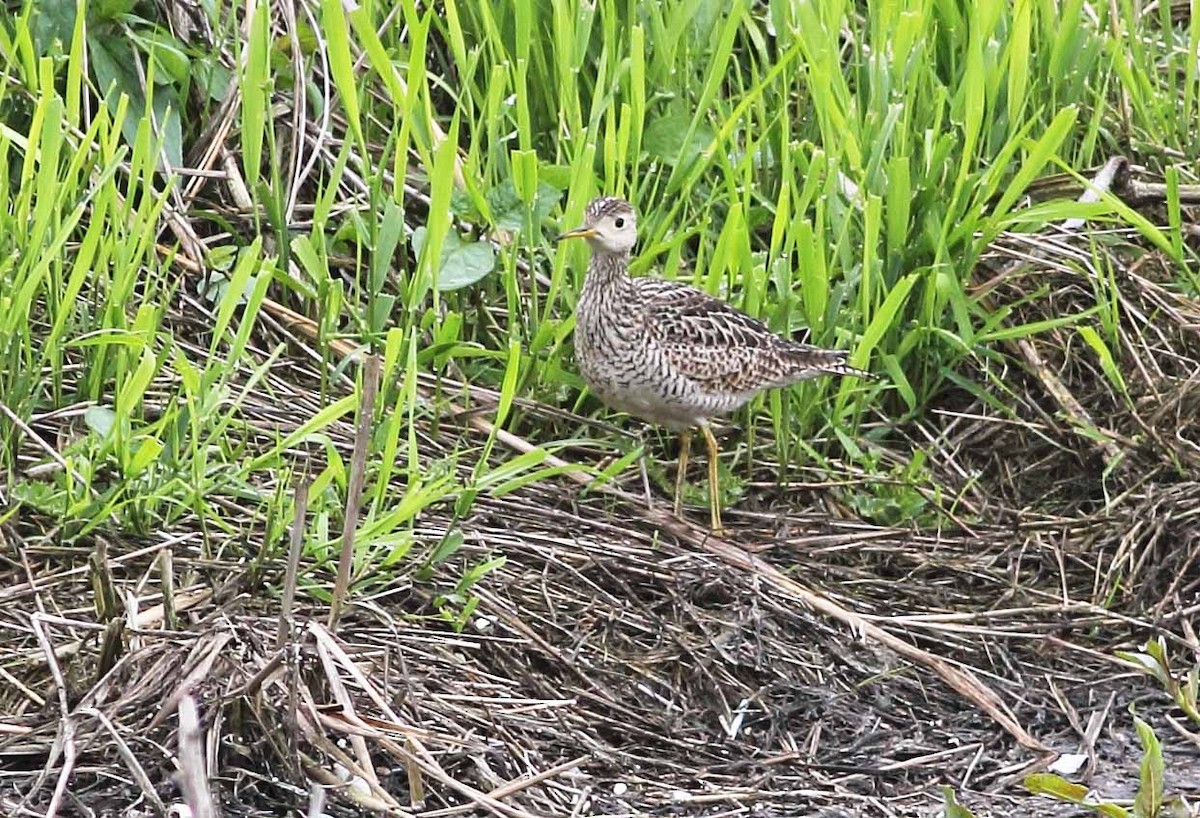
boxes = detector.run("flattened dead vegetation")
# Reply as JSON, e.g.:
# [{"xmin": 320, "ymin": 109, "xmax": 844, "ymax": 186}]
[{"xmin": 3, "ymin": 161, "xmax": 1200, "ymax": 816}]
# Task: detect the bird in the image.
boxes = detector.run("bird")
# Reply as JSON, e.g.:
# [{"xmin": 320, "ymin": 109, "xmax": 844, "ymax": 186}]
[{"xmin": 556, "ymin": 196, "xmax": 871, "ymax": 533}]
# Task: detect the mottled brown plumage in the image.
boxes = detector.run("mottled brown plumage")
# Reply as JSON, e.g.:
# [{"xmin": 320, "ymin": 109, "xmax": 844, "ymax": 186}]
[{"xmin": 557, "ymin": 196, "xmax": 870, "ymax": 532}]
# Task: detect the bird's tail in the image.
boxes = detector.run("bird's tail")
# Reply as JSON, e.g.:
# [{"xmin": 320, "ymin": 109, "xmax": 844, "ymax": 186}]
[{"xmin": 783, "ymin": 345, "xmax": 876, "ymax": 382}]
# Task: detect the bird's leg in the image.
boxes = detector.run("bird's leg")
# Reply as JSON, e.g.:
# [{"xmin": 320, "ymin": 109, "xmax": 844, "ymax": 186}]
[
  {"xmin": 637, "ymin": 428, "xmax": 654, "ymax": 509},
  {"xmin": 673, "ymin": 429, "xmax": 692, "ymax": 517},
  {"xmin": 700, "ymin": 424, "xmax": 724, "ymax": 534}
]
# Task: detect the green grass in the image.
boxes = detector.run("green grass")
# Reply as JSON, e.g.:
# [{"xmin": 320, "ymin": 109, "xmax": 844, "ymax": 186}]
[{"xmin": 0, "ymin": 0, "xmax": 1196, "ymax": 591}]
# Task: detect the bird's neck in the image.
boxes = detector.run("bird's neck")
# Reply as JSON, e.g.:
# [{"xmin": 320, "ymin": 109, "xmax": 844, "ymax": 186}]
[{"xmin": 582, "ymin": 251, "xmax": 633, "ymax": 295}]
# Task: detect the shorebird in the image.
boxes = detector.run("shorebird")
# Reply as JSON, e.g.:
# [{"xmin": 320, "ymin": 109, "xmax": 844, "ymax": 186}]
[{"xmin": 557, "ymin": 196, "xmax": 870, "ymax": 532}]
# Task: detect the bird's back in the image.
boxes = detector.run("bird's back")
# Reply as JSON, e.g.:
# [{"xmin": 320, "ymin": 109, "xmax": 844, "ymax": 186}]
[
  {"xmin": 635, "ymin": 276, "xmax": 863, "ymax": 391},
  {"xmin": 575, "ymin": 270, "xmax": 864, "ymax": 427}
]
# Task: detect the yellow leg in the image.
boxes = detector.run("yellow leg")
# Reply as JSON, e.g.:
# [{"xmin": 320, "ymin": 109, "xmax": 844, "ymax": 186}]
[
  {"xmin": 700, "ymin": 424, "xmax": 724, "ymax": 534},
  {"xmin": 673, "ymin": 429, "xmax": 692, "ymax": 517}
]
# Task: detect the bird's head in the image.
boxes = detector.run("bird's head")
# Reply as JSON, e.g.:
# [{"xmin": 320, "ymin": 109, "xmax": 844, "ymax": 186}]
[{"xmin": 555, "ymin": 197, "xmax": 637, "ymax": 254}]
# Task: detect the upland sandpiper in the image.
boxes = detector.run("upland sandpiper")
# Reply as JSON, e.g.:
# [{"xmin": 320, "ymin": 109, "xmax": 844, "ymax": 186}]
[{"xmin": 557, "ymin": 196, "xmax": 870, "ymax": 533}]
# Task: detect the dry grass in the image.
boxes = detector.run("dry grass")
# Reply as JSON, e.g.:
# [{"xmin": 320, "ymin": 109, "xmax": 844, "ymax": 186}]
[
  {"xmin": 4, "ymin": 1, "xmax": 1200, "ymax": 815},
  {"xmin": 3, "ymin": 195, "xmax": 1200, "ymax": 813}
]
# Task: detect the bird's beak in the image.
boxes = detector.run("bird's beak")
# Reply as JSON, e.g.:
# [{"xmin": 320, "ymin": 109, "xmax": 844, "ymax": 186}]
[{"xmin": 554, "ymin": 226, "xmax": 596, "ymax": 242}]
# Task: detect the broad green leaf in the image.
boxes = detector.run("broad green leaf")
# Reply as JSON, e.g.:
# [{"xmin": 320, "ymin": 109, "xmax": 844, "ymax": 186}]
[
  {"xmin": 88, "ymin": 33, "xmax": 183, "ymax": 169},
  {"xmin": 30, "ymin": 0, "xmax": 78, "ymax": 53},
  {"xmin": 84, "ymin": 406, "xmax": 117, "ymax": 438},
  {"xmin": 643, "ymin": 112, "xmax": 715, "ymax": 167},
  {"xmin": 411, "ymin": 227, "xmax": 495, "ymax": 291},
  {"xmin": 486, "ymin": 179, "xmax": 562, "ymax": 232}
]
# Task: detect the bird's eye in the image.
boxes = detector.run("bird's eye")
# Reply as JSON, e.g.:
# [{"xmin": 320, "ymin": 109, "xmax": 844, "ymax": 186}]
[{"xmin": 614, "ymin": 217, "xmax": 625, "ymax": 228}]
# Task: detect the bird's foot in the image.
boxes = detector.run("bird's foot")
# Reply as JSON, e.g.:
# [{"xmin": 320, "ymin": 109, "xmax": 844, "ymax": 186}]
[{"xmin": 638, "ymin": 454, "xmax": 654, "ymax": 509}]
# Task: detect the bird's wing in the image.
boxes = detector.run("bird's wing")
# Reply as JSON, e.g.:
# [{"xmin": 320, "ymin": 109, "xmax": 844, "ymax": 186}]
[
  {"xmin": 637, "ymin": 277, "xmax": 778, "ymax": 348},
  {"xmin": 635, "ymin": 277, "xmax": 852, "ymax": 394}
]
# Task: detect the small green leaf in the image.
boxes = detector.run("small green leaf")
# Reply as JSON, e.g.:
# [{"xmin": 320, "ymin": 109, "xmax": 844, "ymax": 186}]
[
  {"xmin": 942, "ymin": 786, "xmax": 976, "ymax": 818},
  {"xmin": 372, "ymin": 200, "xmax": 405, "ymax": 294},
  {"xmin": 115, "ymin": 345, "xmax": 158, "ymax": 418},
  {"xmin": 1025, "ymin": 773, "xmax": 1090, "ymax": 802},
  {"xmin": 322, "ymin": 0, "xmax": 363, "ymax": 146},
  {"xmin": 1078, "ymin": 326, "xmax": 1127, "ymax": 395},
  {"xmin": 84, "ymin": 406, "xmax": 117, "ymax": 438},
  {"xmin": 10, "ymin": 481, "xmax": 70, "ymax": 516},
  {"xmin": 132, "ymin": 28, "xmax": 190, "ymax": 85},
  {"xmin": 1116, "ymin": 649, "xmax": 1172, "ymax": 687},
  {"xmin": 1134, "ymin": 716, "xmax": 1164, "ymax": 818},
  {"xmin": 426, "ymin": 529, "xmax": 465, "ymax": 568},
  {"xmin": 460, "ymin": 555, "xmax": 506, "ymax": 588},
  {"xmin": 126, "ymin": 436, "xmax": 164, "ymax": 477},
  {"xmin": 1026, "ymin": 773, "xmax": 1130, "ymax": 818}
]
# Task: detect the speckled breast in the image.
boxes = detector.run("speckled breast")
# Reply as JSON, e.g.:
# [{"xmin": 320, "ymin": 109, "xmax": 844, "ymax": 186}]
[{"xmin": 574, "ymin": 303, "xmax": 716, "ymax": 428}]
